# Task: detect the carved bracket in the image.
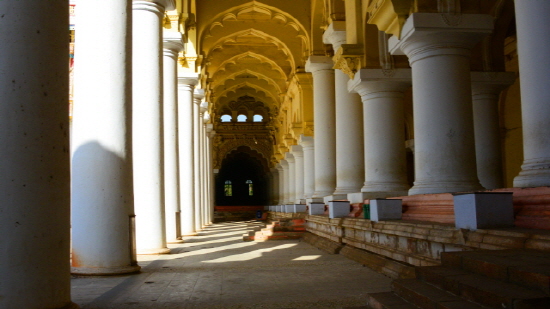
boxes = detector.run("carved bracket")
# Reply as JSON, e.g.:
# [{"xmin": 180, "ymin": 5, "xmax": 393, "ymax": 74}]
[{"xmin": 333, "ymin": 44, "xmax": 364, "ymax": 79}]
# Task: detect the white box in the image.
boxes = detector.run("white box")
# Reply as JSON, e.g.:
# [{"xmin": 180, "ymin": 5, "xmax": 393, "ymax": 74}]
[
  {"xmin": 309, "ymin": 203, "xmax": 325, "ymax": 215},
  {"xmin": 453, "ymin": 192, "xmax": 514, "ymax": 230},
  {"xmin": 370, "ymin": 199, "xmax": 402, "ymax": 222},
  {"xmin": 328, "ymin": 201, "xmax": 350, "ymax": 219},
  {"xmin": 293, "ymin": 204, "xmax": 307, "ymax": 213}
]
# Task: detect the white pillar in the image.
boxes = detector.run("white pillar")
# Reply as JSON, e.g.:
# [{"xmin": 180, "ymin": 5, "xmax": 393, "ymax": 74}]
[
  {"xmin": 513, "ymin": 1, "xmax": 550, "ymax": 188},
  {"xmin": 200, "ymin": 102, "xmax": 209, "ymax": 227},
  {"xmin": 285, "ymin": 153, "xmax": 296, "ymax": 203},
  {"xmin": 291, "ymin": 145, "xmax": 305, "ymax": 203},
  {"xmin": 271, "ymin": 168, "xmax": 280, "ymax": 204},
  {"xmin": 1, "ymin": 1, "xmax": 76, "ymax": 307},
  {"xmin": 177, "ymin": 76, "xmax": 198, "ymax": 236},
  {"xmin": 193, "ymin": 89, "xmax": 204, "ymax": 231},
  {"xmin": 163, "ymin": 32, "xmax": 184, "ymax": 243},
  {"xmin": 132, "ymin": 0, "xmax": 171, "ymax": 254},
  {"xmin": 389, "ymin": 13, "xmax": 492, "ymax": 195},
  {"xmin": 323, "ymin": 22, "xmax": 365, "ymax": 197},
  {"xmin": 71, "ymin": 0, "xmax": 139, "ymax": 275},
  {"xmin": 348, "ymin": 69, "xmax": 411, "ymax": 196},
  {"xmin": 207, "ymin": 126, "xmax": 216, "ymax": 223},
  {"xmin": 280, "ymin": 160, "xmax": 290, "ymax": 204},
  {"xmin": 305, "ymin": 56, "xmax": 337, "ymax": 199},
  {"xmin": 276, "ymin": 163, "xmax": 285, "ymax": 204},
  {"xmin": 471, "ymin": 72, "xmax": 515, "ymax": 190},
  {"xmin": 299, "ymin": 135, "xmax": 315, "ymax": 200}
]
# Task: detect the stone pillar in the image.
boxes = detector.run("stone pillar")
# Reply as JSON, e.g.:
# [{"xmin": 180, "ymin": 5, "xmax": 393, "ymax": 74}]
[
  {"xmin": 305, "ymin": 56, "xmax": 336, "ymax": 199},
  {"xmin": 276, "ymin": 163, "xmax": 285, "ymax": 204},
  {"xmin": 1, "ymin": 1, "xmax": 75, "ymax": 307},
  {"xmin": 389, "ymin": 13, "xmax": 492, "ymax": 195},
  {"xmin": 471, "ymin": 72, "xmax": 515, "ymax": 190},
  {"xmin": 348, "ymin": 69, "xmax": 411, "ymax": 198},
  {"xmin": 513, "ymin": 1, "xmax": 550, "ymax": 188},
  {"xmin": 299, "ymin": 135, "xmax": 315, "ymax": 200},
  {"xmin": 271, "ymin": 168, "xmax": 280, "ymax": 204},
  {"xmin": 280, "ymin": 160, "xmax": 290, "ymax": 204},
  {"xmin": 132, "ymin": 0, "xmax": 173, "ymax": 255},
  {"xmin": 193, "ymin": 89, "xmax": 204, "ymax": 231},
  {"xmin": 71, "ymin": 0, "xmax": 139, "ymax": 276},
  {"xmin": 200, "ymin": 102, "xmax": 209, "ymax": 227},
  {"xmin": 285, "ymin": 153, "xmax": 296, "ymax": 203},
  {"xmin": 163, "ymin": 32, "xmax": 184, "ymax": 243},
  {"xmin": 291, "ymin": 145, "xmax": 305, "ymax": 203},
  {"xmin": 323, "ymin": 22, "xmax": 365, "ymax": 198},
  {"xmin": 207, "ymin": 126, "xmax": 216, "ymax": 223},
  {"xmin": 178, "ymin": 75, "xmax": 199, "ymax": 236}
]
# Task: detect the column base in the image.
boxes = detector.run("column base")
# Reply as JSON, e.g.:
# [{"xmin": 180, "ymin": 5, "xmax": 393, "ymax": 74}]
[
  {"xmin": 513, "ymin": 160, "xmax": 550, "ymax": 188},
  {"xmin": 361, "ymin": 182, "xmax": 409, "ymax": 193},
  {"xmin": 137, "ymin": 247, "xmax": 171, "ymax": 255},
  {"xmin": 167, "ymin": 238, "xmax": 184, "ymax": 244},
  {"xmin": 409, "ymin": 181, "xmax": 483, "ymax": 196},
  {"xmin": 333, "ymin": 187, "xmax": 361, "ymax": 195},
  {"xmin": 181, "ymin": 232, "xmax": 198, "ymax": 237},
  {"xmin": 323, "ymin": 194, "xmax": 348, "ymax": 205},
  {"xmin": 295, "ymin": 199, "xmax": 306, "ymax": 204},
  {"xmin": 348, "ymin": 191, "xmax": 409, "ymax": 203},
  {"xmin": 312, "ymin": 190, "xmax": 335, "ymax": 199},
  {"xmin": 71, "ymin": 265, "xmax": 141, "ymax": 276},
  {"xmin": 306, "ymin": 197, "xmax": 324, "ymax": 205}
]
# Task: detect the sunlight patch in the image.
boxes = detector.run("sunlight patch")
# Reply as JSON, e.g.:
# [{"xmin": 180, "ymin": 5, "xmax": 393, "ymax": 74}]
[{"xmin": 292, "ymin": 255, "xmax": 321, "ymax": 261}]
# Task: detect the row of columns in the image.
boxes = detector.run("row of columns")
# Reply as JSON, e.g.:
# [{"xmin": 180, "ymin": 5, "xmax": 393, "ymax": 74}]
[{"xmin": 273, "ymin": 6, "xmax": 550, "ymax": 205}]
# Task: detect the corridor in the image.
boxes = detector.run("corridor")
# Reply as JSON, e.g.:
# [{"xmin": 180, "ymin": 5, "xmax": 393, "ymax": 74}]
[{"xmin": 71, "ymin": 221, "xmax": 392, "ymax": 308}]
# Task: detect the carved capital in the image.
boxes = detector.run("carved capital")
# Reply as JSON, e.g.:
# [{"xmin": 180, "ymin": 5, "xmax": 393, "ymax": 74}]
[{"xmin": 332, "ymin": 44, "xmax": 363, "ymax": 79}]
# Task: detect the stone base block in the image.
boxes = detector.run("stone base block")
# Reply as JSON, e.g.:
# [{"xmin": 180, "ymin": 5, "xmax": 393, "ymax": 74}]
[
  {"xmin": 309, "ymin": 202, "xmax": 325, "ymax": 215},
  {"xmin": 284, "ymin": 204, "xmax": 294, "ymax": 213},
  {"xmin": 328, "ymin": 201, "xmax": 350, "ymax": 218},
  {"xmin": 453, "ymin": 192, "xmax": 514, "ymax": 230},
  {"xmin": 370, "ymin": 199, "xmax": 403, "ymax": 222},
  {"xmin": 293, "ymin": 204, "xmax": 307, "ymax": 213}
]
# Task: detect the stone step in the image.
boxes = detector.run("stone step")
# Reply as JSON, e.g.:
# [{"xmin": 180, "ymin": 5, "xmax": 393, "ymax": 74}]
[
  {"xmin": 441, "ymin": 249, "xmax": 550, "ymax": 293},
  {"xmin": 416, "ymin": 266, "xmax": 550, "ymax": 308},
  {"xmin": 392, "ymin": 279, "xmax": 468, "ymax": 309},
  {"xmin": 365, "ymin": 292, "xmax": 418, "ymax": 309}
]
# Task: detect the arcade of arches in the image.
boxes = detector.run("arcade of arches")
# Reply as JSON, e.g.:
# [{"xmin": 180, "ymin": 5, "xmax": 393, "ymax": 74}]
[{"xmin": 3, "ymin": 0, "xmax": 550, "ymax": 307}]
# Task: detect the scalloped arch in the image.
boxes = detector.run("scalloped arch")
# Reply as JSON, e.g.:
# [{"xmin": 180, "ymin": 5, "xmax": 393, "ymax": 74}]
[
  {"xmin": 212, "ymin": 69, "xmax": 282, "ymax": 94},
  {"xmin": 216, "ymin": 82, "xmax": 279, "ymax": 106},
  {"xmin": 214, "ymin": 51, "xmax": 288, "ymax": 81}
]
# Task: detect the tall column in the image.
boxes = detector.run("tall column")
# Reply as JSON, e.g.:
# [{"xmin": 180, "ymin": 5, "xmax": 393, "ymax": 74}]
[
  {"xmin": 291, "ymin": 145, "xmax": 305, "ymax": 204},
  {"xmin": 132, "ymin": 0, "xmax": 173, "ymax": 254},
  {"xmin": 163, "ymin": 32, "xmax": 184, "ymax": 243},
  {"xmin": 276, "ymin": 163, "xmax": 285, "ymax": 204},
  {"xmin": 200, "ymin": 102, "xmax": 209, "ymax": 227},
  {"xmin": 389, "ymin": 13, "xmax": 492, "ymax": 195},
  {"xmin": 178, "ymin": 75, "xmax": 198, "ymax": 236},
  {"xmin": 305, "ymin": 56, "xmax": 337, "ymax": 200},
  {"xmin": 280, "ymin": 160, "xmax": 290, "ymax": 204},
  {"xmin": 193, "ymin": 89, "xmax": 204, "ymax": 231},
  {"xmin": 513, "ymin": 2, "xmax": 550, "ymax": 188},
  {"xmin": 206, "ymin": 126, "xmax": 216, "ymax": 223},
  {"xmin": 285, "ymin": 153, "xmax": 296, "ymax": 203},
  {"xmin": 471, "ymin": 72, "xmax": 515, "ymax": 189},
  {"xmin": 348, "ymin": 69, "xmax": 411, "ymax": 197},
  {"xmin": 323, "ymin": 22, "xmax": 364, "ymax": 198},
  {"xmin": 71, "ymin": 0, "xmax": 139, "ymax": 276},
  {"xmin": 299, "ymin": 135, "xmax": 315, "ymax": 200},
  {"xmin": 271, "ymin": 168, "xmax": 280, "ymax": 204},
  {"xmin": 1, "ymin": 1, "xmax": 75, "ymax": 307}
]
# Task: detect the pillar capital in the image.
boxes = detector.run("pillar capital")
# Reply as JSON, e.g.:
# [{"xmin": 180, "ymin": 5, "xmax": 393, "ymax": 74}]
[
  {"xmin": 471, "ymin": 71, "xmax": 516, "ymax": 95},
  {"xmin": 299, "ymin": 135, "xmax": 314, "ymax": 149},
  {"xmin": 200, "ymin": 101, "xmax": 209, "ymax": 113},
  {"xmin": 276, "ymin": 163, "xmax": 284, "ymax": 172},
  {"xmin": 285, "ymin": 152, "xmax": 295, "ymax": 163},
  {"xmin": 132, "ymin": 0, "xmax": 165, "ymax": 16},
  {"xmin": 348, "ymin": 69, "xmax": 411, "ymax": 101},
  {"xmin": 323, "ymin": 21, "xmax": 347, "ymax": 51},
  {"xmin": 389, "ymin": 13, "xmax": 493, "ymax": 65},
  {"xmin": 290, "ymin": 145, "xmax": 304, "ymax": 157},
  {"xmin": 163, "ymin": 31, "xmax": 184, "ymax": 57},
  {"xmin": 202, "ymin": 111, "xmax": 211, "ymax": 124},
  {"xmin": 178, "ymin": 74, "xmax": 199, "ymax": 90},
  {"xmin": 193, "ymin": 88, "xmax": 205, "ymax": 105},
  {"xmin": 305, "ymin": 55, "xmax": 334, "ymax": 73},
  {"xmin": 133, "ymin": 0, "xmax": 175, "ymax": 11},
  {"xmin": 280, "ymin": 159, "xmax": 289, "ymax": 168}
]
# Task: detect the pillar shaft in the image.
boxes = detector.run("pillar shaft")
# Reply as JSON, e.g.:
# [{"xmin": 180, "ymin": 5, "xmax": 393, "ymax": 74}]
[
  {"xmin": 285, "ymin": 153, "xmax": 296, "ymax": 203},
  {"xmin": 280, "ymin": 160, "xmax": 290, "ymax": 204},
  {"xmin": 349, "ymin": 69, "xmax": 411, "ymax": 194},
  {"xmin": 71, "ymin": 0, "xmax": 139, "ymax": 275},
  {"xmin": 471, "ymin": 72, "xmax": 515, "ymax": 189},
  {"xmin": 299, "ymin": 136, "xmax": 315, "ymax": 199},
  {"xmin": 177, "ymin": 76, "xmax": 198, "ymax": 236},
  {"xmin": 132, "ymin": 0, "xmax": 169, "ymax": 254},
  {"xmin": 1, "ymin": 1, "xmax": 75, "ymax": 307},
  {"xmin": 276, "ymin": 164, "xmax": 284, "ymax": 204},
  {"xmin": 291, "ymin": 146, "xmax": 305, "ymax": 203},
  {"xmin": 163, "ymin": 33, "xmax": 184, "ymax": 243},
  {"xmin": 193, "ymin": 90, "xmax": 204, "ymax": 231},
  {"xmin": 390, "ymin": 13, "xmax": 492, "ymax": 195},
  {"xmin": 513, "ymin": 1, "xmax": 550, "ymax": 187},
  {"xmin": 305, "ymin": 56, "xmax": 336, "ymax": 198}
]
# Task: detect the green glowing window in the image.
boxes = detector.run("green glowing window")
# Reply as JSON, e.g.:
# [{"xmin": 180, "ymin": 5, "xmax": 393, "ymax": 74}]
[
  {"xmin": 246, "ymin": 180, "xmax": 253, "ymax": 196},
  {"xmin": 224, "ymin": 180, "xmax": 232, "ymax": 196}
]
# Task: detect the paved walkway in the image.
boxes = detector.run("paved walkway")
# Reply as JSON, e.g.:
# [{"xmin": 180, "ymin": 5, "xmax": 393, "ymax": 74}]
[{"xmin": 72, "ymin": 221, "xmax": 392, "ymax": 308}]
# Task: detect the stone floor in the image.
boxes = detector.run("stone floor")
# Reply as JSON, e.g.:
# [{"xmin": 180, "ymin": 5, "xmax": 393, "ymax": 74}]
[{"xmin": 72, "ymin": 221, "xmax": 392, "ymax": 309}]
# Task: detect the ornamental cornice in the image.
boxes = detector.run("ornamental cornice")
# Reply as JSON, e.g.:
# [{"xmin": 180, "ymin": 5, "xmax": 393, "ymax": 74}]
[{"xmin": 332, "ymin": 44, "xmax": 364, "ymax": 79}]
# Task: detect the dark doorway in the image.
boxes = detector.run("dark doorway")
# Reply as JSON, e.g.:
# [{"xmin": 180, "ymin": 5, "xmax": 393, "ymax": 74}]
[{"xmin": 215, "ymin": 146, "xmax": 269, "ymax": 206}]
